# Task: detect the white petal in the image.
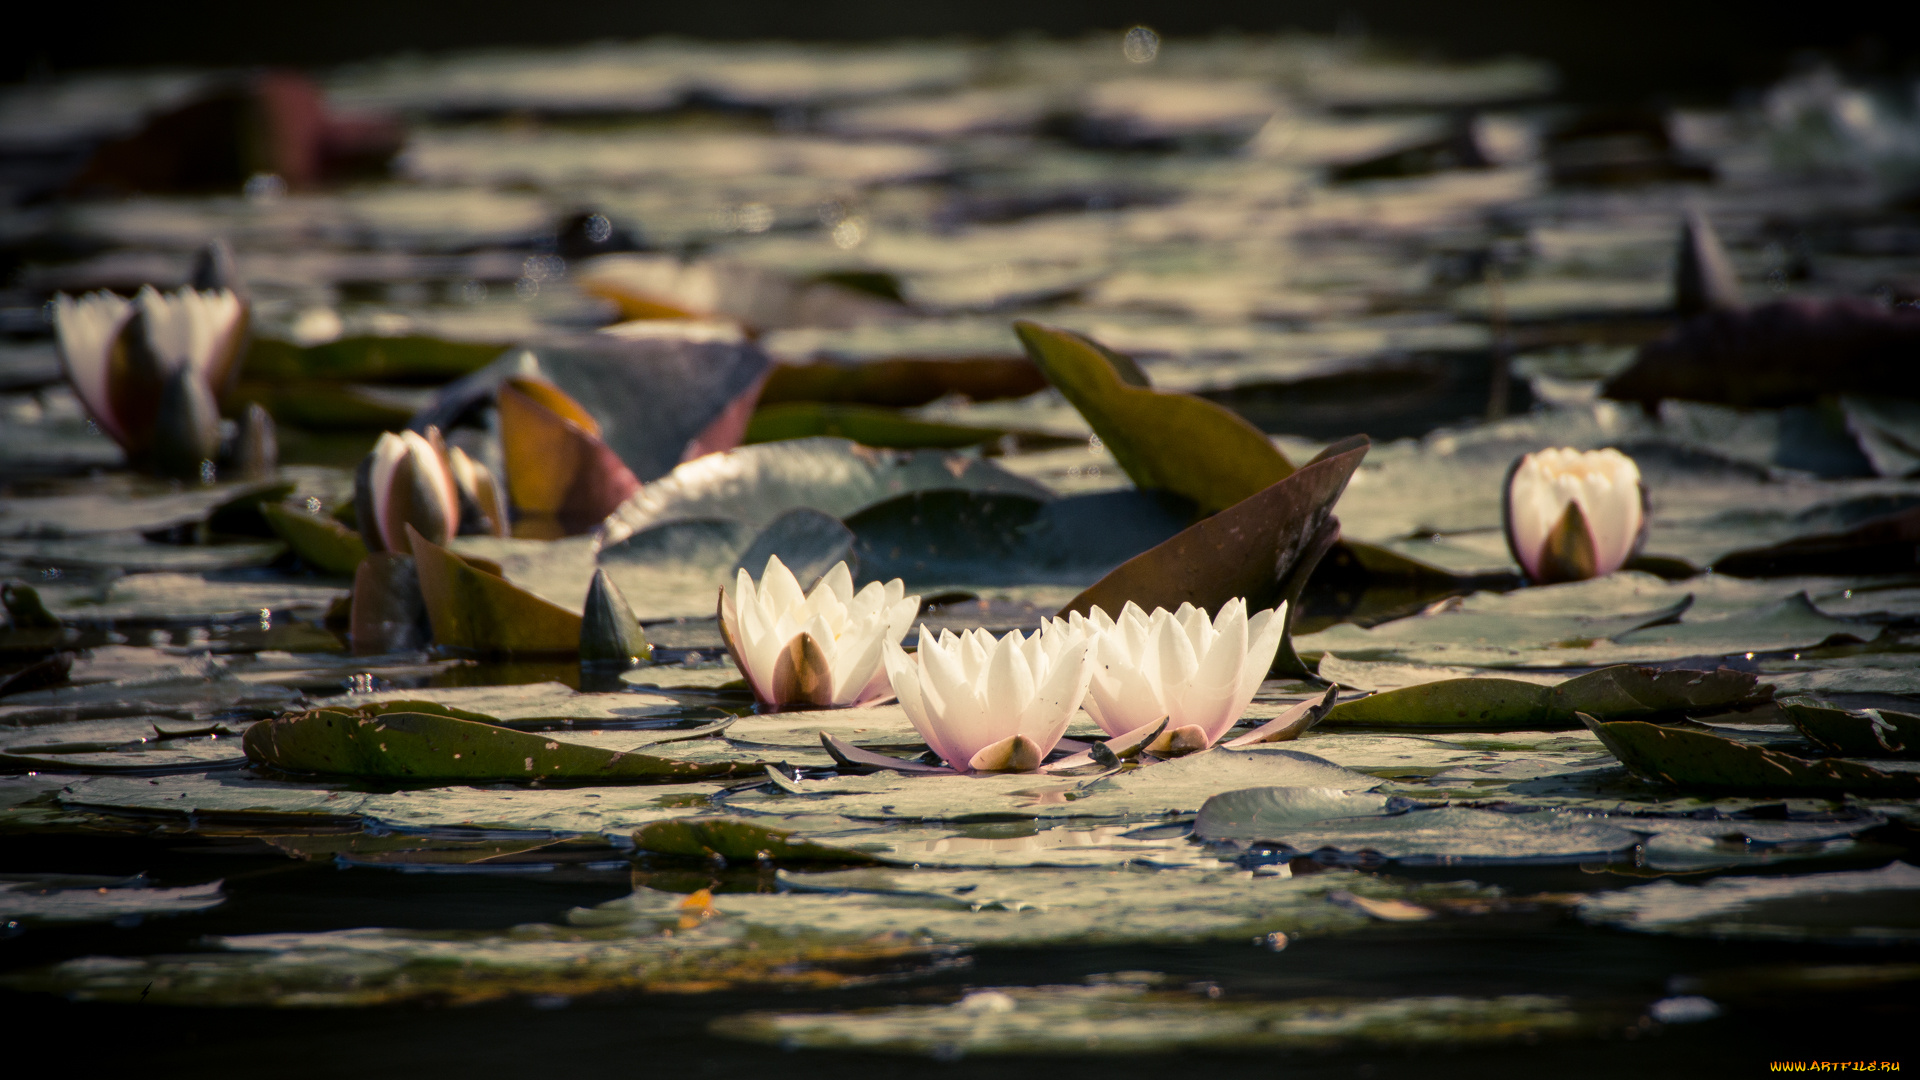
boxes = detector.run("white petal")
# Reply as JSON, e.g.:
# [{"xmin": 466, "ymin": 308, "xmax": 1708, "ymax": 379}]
[
  {"xmin": 1236, "ymin": 603, "xmax": 1289, "ymax": 708},
  {"xmin": 816, "ymin": 561, "xmax": 854, "ymax": 606},
  {"xmin": 53, "ymin": 291, "xmax": 135, "ymax": 446},
  {"xmin": 759, "ymin": 555, "xmax": 805, "ymax": 614}
]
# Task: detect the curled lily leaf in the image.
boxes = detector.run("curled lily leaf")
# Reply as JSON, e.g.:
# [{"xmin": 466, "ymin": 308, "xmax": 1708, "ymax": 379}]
[
  {"xmin": 1502, "ymin": 448, "xmax": 1646, "ymax": 584},
  {"xmin": 229, "ymin": 402, "xmax": 278, "ymax": 480},
  {"xmin": 497, "ymin": 376, "xmax": 641, "ymax": 536},
  {"xmin": 1060, "ymin": 599, "xmax": 1287, "ymax": 750},
  {"xmin": 881, "ymin": 623, "xmax": 1094, "ymax": 772},
  {"xmin": 355, "ymin": 429, "xmax": 461, "ymax": 555},
  {"xmin": 718, "ymin": 556, "xmax": 918, "ymax": 709},
  {"xmin": 53, "ymin": 286, "xmax": 247, "ymax": 468}
]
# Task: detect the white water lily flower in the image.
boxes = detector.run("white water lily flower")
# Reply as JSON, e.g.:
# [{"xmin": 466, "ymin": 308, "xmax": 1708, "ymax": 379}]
[
  {"xmin": 1503, "ymin": 447, "xmax": 1646, "ymax": 584},
  {"xmin": 883, "ymin": 623, "xmax": 1094, "ymax": 772},
  {"xmin": 720, "ymin": 557, "xmax": 919, "ymax": 708},
  {"xmin": 361, "ymin": 429, "xmax": 461, "ymax": 554},
  {"xmin": 1064, "ymin": 599, "xmax": 1287, "ymax": 749},
  {"xmin": 53, "ymin": 286, "xmax": 247, "ymax": 459}
]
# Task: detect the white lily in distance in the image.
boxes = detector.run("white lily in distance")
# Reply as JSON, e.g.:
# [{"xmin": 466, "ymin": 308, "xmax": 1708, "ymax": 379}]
[
  {"xmin": 1503, "ymin": 447, "xmax": 1646, "ymax": 584},
  {"xmin": 1064, "ymin": 599, "xmax": 1287, "ymax": 751},
  {"xmin": 719, "ymin": 557, "xmax": 919, "ymax": 709},
  {"xmin": 357, "ymin": 429, "xmax": 461, "ymax": 554},
  {"xmin": 883, "ymin": 624, "xmax": 1094, "ymax": 772},
  {"xmin": 53, "ymin": 287, "xmax": 248, "ymax": 469}
]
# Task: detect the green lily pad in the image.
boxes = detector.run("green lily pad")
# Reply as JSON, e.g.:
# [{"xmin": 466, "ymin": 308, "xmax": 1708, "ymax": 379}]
[
  {"xmin": 846, "ymin": 489, "xmax": 1194, "ymax": 588},
  {"xmin": 243, "ymin": 335, "xmax": 505, "ymax": 385},
  {"xmin": 1581, "ymin": 716, "xmax": 1920, "ymax": 795},
  {"xmin": 0, "ymin": 535, "xmax": 286, "ymax": 574},
  {"xmin": 1780, "ymin": 699, "xmax": 1920, "ymax": 758},
  {"xmin": 745, "ymin": 402, "xmax": 1021, "ymax": 450},
  {"xmin": 1578, "ymin": 861, "xmax": 1920, "ymax": 942},
  {"xmin": 260, "ymin": 501, "xmax": 367, "ymax": 576},
  {"xmin": 632, "ymin": 816, "xmax": 881, "ymax": 864},
  {"xmin": 242, "ymin": 702, "xmax": 746, "ymax": 782},
  {"xmin": 713, "ymin": 985, "xmax": 1603, "ymax": 1056},
  {"xmin": 0, "ymin": 875, "xmax": 225, "ymax": 923},
  {"xmin": 1013, "ymin": 320, "xmax": 1292, "ymax": 514},
  {"xmin": 599, "ymin": 437, "xmax": 1052, "ymax": 547},
  {"xmin": 1319, "ymin": 665, "xmax": 1766, "ymax": 732},
  {"xmin": 1192, "ymin": 786, "xmax": 1396, "ymax": 840}
]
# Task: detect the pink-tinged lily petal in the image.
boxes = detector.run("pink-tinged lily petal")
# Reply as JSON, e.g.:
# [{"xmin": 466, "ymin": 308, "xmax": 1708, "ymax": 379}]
[
  {"xmin": 53, "ymin": 291, "xmax": 135, "ymax": 448},
  {"xmin": 1504, "ymin": 447, "xmax": 1645, "ymax": 582},
  {"xmin": 1182, "ymin": 602, "xmax": 1248, "ymax": 744},
  {"xmin": 1238, "ymin": 606, "xmax": 1288, "ymax": 706}
]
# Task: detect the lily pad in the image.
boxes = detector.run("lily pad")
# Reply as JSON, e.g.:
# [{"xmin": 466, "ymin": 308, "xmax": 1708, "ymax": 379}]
[
  {"xmin": 1578, "ymin": 861, "xmax": 1920, "ymax": 942},
  {"xmin": 1203, "ymin": 802, "xmax": 1641, "ymax": 864},
  {"xmin": 0, "ymin": 875, "xmax": 225, "ymax": 923},
  {"xmin": 1780, "ymin": 699, "xmax": 1920, "ymax": 759},
  {"xmin": 242, "ymin": 702, "xmax": 745, "ymax": 781},
  {"xmin": 632, "ymin": 816, "xmax": 881, "ymax": 864},
  {"xmin": 1581, "ymin": 716, "xmax": 1920, "ymax": 795},
  {"xmin": 261, "ymin": 501, "xmax": 367, "ymax": 576},
  {"xmin": 1320, "ymin": 665, "xmax": 1766, "ymax": 732},
  {"xmin": 1013, "ymin": 321, "xmax": 1292, "ymax": 514},
  {"xmin": 745, "ymin": 402, "xmax": 1024, "ymax": 450},
  {"xmin": 599, "ymin": 437, "xmax": 1052, "ymax": 548},
  {"xmin": 713, "ymin": 985, "xmax": 1602, "ymax": 1056},
  {"xmin": 846, "ymin": 488, "xmax": 1194, "ymax": 588}
]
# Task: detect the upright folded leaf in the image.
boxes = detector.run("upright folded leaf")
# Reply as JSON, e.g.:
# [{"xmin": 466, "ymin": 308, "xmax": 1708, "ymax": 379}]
[
  {"xmin": 1061, "ymin": 438, "xmax": 1367, "ymax": 620},
  {"xmin": 498, "ymin": 377, "xmax": 643, "ymax": 535},
  {"xmin": 1014, "ymin": 320, "xmax": 1292, "ymax": 514},
  {"xmin": 408, "ymin": 524, "xmax": 583, "ymax": 654}
]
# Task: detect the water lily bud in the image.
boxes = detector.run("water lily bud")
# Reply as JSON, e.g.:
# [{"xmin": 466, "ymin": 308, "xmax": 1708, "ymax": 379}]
[
  {"xmin": 1067, "ymin": 599, "xmax": 1288, "ymax": 749},
  {"xmin": 882, "ymin": 623, "xmax": 1095, "ymax": 772},
  {"xmin": 580, "ymin": 568, "xmax": 651, "ymax": 666},
  {"xmin": 355, "ymin": 429, "xmax": 461, "ymax": 554},
  {"xmin": 1503, "ymin": 447, "xmax": 1646, "ymax": 584},
  {"xmin": 151, "ymin": 365, "xmax": 223, "ymax": 480},
  {"xmin": 448, "ymin": 446, "xmax": 509, "ymax": 537},
  {"xmin": 718, "ymin": 556, "xmax": 918, "ymax": 709},
  {"xmin": 52, "ymin": 286, "xmax": 247, "ymax": 466},
  {"xmin": 229, "ymin": 402, "xmax": 278, "ymax": 480}
]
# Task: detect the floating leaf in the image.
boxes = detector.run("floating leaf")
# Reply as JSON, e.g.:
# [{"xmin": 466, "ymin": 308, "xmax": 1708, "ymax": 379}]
[
  {"xmin": 1197, "ymin": 799, "xmax": 1640, "ymax": 863},
  {"xmin": 1578, "ymin": 861, "xmax": 1920, "ymax": 942},
  {"xmin": 713, "ymin": 986, "xmax": 1603, "ymax": 1055},
  {"xmin": 242, "ymin": 702, "xmax": 744, "ymax": 781},
  {"xmin": 731, "ymin": 508, "xmax": 857, "ymax": 590},
  {"xmin": 1320, "ymin": 665, "xmax": 1765, "ymax": 732},
  {"xmin": 0, "ymin": 876, "xmax": 224, "ymax": 924},
  {"xmin": 409, "ymin": 525, "xmax": 583, "ymax": 655},
  {"xmin": 1580, "ymin": 715, "xmax": 1920, "ymax": 795},
  {"xmin": 1781, "ymin": 699, "xmax": 1920, "ymax": 759},
  {"xmin": 1014, "ymin": 320, "xmax": 1291, "ymax": 514},
  {"xmin": 745, "ymin": 402, "xmax": 1021, "ymax": 450},
  {"xmin": 262, "ymin": 501, "xmax": 367, "ymax": 576},
  {"xmin": 1192, "ymin": 786, "xmax": 1396, "ymax": 841},
  {"xmin": 1712, "ymin": 506, "xmax": 1920, "ymax": 577},
  {"xmin": 243, "ymin": 335, "xmax": 506, "ymax": 385},
  {"xmin": 847, "ymin": 489, "xmax": 1194, "ymax": 588},
  {"xmin": 632, "ymin": 816, "xmax": 880, "ymax": 864},
  {"xmin": 599, "ymin": 437, "xmax": 1050, "ymax": 546}
]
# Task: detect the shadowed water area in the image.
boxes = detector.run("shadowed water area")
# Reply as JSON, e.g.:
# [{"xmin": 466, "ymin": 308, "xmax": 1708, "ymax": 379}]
[{"xmin": 2, "ymin": 24, "xmax": 1918, "ymax": 1075}]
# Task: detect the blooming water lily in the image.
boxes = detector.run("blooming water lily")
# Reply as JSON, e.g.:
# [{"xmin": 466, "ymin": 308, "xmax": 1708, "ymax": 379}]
[
  {"xmin": 719, "ymin": 557, "xmax": 918, "ymax": 709},
  {"xmin": 1503, "ymin": 447, "xmax": 1646, "ymax": 584},
  {"xmin": 1064, "ymin": 599, "xmax": 1287, "ymax": 751},
  {"xmin": 883, "ymin": 624, "xmax": 1094, "ymax": 772},
  {"xmin": 54, "ymin": 286, "xmax": 248, "ymax": 475}
]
